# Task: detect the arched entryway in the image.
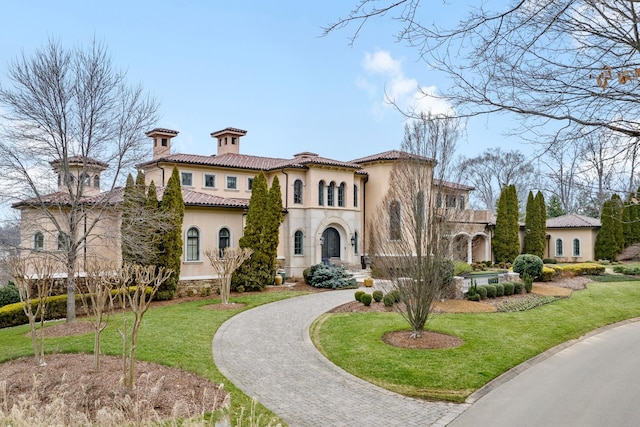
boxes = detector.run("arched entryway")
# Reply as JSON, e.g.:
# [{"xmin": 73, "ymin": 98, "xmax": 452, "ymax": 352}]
[{"xmin": 321, "ymin": 227, "xmax": 340, "ymax": 262}]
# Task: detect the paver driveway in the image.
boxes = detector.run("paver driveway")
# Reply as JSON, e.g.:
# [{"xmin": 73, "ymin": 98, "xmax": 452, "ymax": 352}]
[{"xmin": 213, "ymin": 289, "xmax": 467, "ymax": 426}]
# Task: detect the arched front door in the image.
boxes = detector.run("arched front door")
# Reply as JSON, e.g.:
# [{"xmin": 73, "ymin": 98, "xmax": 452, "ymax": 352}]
[{"xmin": 321, "ymin": 227, "xmax": 340, "ymax": 262}]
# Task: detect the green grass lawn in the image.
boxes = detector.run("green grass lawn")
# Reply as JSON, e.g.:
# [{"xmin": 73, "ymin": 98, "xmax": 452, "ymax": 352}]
[
  {"xmin": 0, "ymin": 291, "xmax": 307, "ymax": 425},
  {"xmin": 311, "ymin": 280, "xmax": 640, "ymax": 402}
]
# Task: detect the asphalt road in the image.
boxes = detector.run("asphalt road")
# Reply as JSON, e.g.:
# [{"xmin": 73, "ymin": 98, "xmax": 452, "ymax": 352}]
[{"xmin": 449, "ymin": 320, "xmax": 640, "ymax": 427}]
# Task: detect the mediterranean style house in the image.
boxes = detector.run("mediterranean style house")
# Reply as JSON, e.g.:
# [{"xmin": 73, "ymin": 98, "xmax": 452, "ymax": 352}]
[{"xmin": 26, "ymin": 126, "xmax": 608, "ymax": 285}]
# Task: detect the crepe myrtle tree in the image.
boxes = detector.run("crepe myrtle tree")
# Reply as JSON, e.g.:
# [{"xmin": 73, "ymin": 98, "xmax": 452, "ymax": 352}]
[
  {"xmin": 0, "ymin": 38, "xmax": 159, "ymax": 322},
  {"xmin": 368, "ymin": 112, "xmax": 460, "ymax": 338}
]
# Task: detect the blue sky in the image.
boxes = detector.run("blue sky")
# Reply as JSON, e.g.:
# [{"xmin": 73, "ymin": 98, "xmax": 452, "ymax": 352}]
[{"xmin": 0, "ymin": 1, "xmax": 525, "ymax": 163}]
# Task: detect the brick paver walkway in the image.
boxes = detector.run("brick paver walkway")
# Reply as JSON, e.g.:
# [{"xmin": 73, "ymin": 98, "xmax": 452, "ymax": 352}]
[{"xmin": 213, "ymin": 289, "xmax": 467, "ymax": 426}]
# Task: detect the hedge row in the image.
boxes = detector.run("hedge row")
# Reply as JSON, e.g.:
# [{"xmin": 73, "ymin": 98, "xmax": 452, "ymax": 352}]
[
  {"xmin": 468, "ymin": 281, "xmax": 524, "ymax": 301},
  {"xmin": 0, "ymin": 287, "xmax": 150, "ymax": 329}
]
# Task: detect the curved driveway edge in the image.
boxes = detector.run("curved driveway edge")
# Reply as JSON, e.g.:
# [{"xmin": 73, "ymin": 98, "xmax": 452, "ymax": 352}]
[{"xmin": 213, "ymin": 290, "xmax": 467, "ymax": 426}]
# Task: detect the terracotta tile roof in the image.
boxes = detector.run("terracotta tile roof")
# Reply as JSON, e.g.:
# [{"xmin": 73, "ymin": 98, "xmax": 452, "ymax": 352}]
[
  {"xmin": 139, "ymin": 152, "xmax": 362, "ymax": 171},
  {"xmin": 434, "ymin": 179, "xmax": 474, "ymax": 191},
  {"xmin": 350, "ymin": 150, "xmax": 436, "ymax": 165},
  {"xmin": 210, "ymin": 127, "xmax": 247, "ymax": 137},
  {"xmin": 146, "ymin": 128, "xmax": 179, "ymax": 136},
  {"xmin": 50, "ymin": 156, "xmax": 109, "ymax": 169},
  {"xmin": 14, "ymin": 187, "xmax": 248, "ymax": 210},
  {"xmin": 546, "ymin": 214, "xmax": 601, "ymax": 228}
]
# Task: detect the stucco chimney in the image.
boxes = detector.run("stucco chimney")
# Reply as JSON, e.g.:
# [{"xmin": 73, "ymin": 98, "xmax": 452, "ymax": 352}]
[
  {"xmin": 146, "ymin": 128, "xmax": 179, "ymax": 160},
  {"xmin": 210, "ymin": 127, "xmax": 247, "ymax": 155}
]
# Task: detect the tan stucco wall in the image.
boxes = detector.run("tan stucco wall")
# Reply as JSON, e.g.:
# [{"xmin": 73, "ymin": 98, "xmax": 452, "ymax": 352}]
[{"xmin": 544, "ymin": 227, "xmax": 598, "ymax": 262}]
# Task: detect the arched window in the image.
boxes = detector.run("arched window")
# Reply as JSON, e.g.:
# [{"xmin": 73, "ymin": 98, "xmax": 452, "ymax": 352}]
[
  {"xmin": 353, "ymin": 185, "xmax": 359, "ymax": 207},
  {"xmin": 81, "ymin": 173, "xmax": 91, "ymax": 186},
  {"xmin": 353, "ymin": 231, "xmax": 359, "ymax": 254},
  {"xmin": 34, "ymin": 232, "xmax": 44, "ymax": 251},
  {"xmin": 338, "ymin": 182, "xmax": 346, "ymax": 207},
  {"xmin": 57, "ymin": 233, "xmax": 67, "ymax": 251},
  {"xmin": 389, "ymin": 200, "xmax": 402, "ymax": 241},
  {"xmin": 318, "ymin": 181, "xmax": 325, "ymax": 206},
  {"xmin": 573, "ymin": 238, "xmax": 581, "ymax": 257},
  {"xmin": 294, "ymin": 230, "xmax": 304, "ymax": 255},
  {"xmin": 218, "ymin": 227, "xmax": 231, "ymax": 258},
  {"xmin": 293, "ymin": 179, "xmax": 303, "ymax": 204},
  {"xmin": 328, "ymin": 182, "xmax": 336, "ymax": 206},
  {"xmin": 94, "ymin": 175, "xmax": 100, "ymax": 189},
  {"xmin": 186, "ymin": 227, "xmax": 200, "ymax": 261},
  {"xmin": 555, "ymin": 238, "xmax": 563, "ymax": 256}
]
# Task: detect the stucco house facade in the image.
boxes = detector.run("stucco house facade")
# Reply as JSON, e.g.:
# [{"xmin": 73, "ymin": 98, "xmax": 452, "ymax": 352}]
[
  {"xmin": 15, "ymin": 126, "xmax": 495, "ymax": 283},
  {"xmin": 543, "ymin": 214, "xmax": 601, "ymax": 262}
]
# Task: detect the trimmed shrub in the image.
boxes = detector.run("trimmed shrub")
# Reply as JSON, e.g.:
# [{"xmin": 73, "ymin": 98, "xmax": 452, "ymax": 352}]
[
  {"xmin": 485, "ymin": 285, "xmax": 497, "ymax": 298},
  {"xmin": 513, "ymin": 282, "xmax": 524, "ymax": 294},
  {"xmin": 494, "ymin": 283, "xmax": 505, "ymax": 297},
  {"xmin": 468, "ymin": 294, "xmax": 481, "ymax": 302},
  {"xmin": 383, "ymin": 294, "xmax": 395, "ymax": 307},
  {"xmin": 503, "ymin": 282, "xmax": 515, "ymax": 296},
  {"xmin": 562, "ymin": 263, "xmax": 605, "ymax": 276},
  {"xmin": 513, "ymin": 254, "xmax": 544, "ymax": 279},
  {"xmin": 303, "ymin": 267, "xmax": 312, "ymax": 284},
  {"xmin": 613, "ymin": 265, "xmax": 640, "ymax": 275},
  {"xmin": 308, "ymin": 264, "xmax": 357, "ymax": 289},
  {"xmin": 0, "ymin": 282, "xmax": 20, "ymax": 308},
  {"xmin": 372, "ymin": 290, "xmax": 383, "ymax": 302},
  {"xmin": 354, "ymin": 291, "xmax": 365, "ymax": 302},
  {"xmin": 476, "ymin": 286, "xmax": 488, "ymax": 300},
  {"xmin": 360, "ymin": 293, "xmax": 373, "ymax": 306},
  {"xmin": 454, "ymin": 260, "xmax": 473, "ymax": 276},
  {"xmin": 543, "ymin": 258, "xmax": 557, "ymax": 264},
  {"xmin": 389, "ymin": 289, "xmax": 402, "ymax": 303},
  {"xmin": 467, "ymin": 279, "xmax": 477, "ymax": 298},
  {"xmin": 523, "ymin": 273, "xmax": 533, "ymax": 293},
  {"xmin": 540, "ymin": 266, "xmax": 556, "ymax": 282}
]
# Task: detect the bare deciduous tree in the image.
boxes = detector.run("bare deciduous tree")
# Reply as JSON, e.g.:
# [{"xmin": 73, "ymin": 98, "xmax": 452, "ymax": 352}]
[
  {"xmin": 78, "ymin": 257, "xmax": 118, "ymax": 371},
  {"xmin": 0, "ymin": 38, "xmax": 158, "ymax": 322},
  {"xmin": 117, "ymin": 263, "xmax": 172, "ymax": 390},
  {"xmin": 458, "ymin": 148, "xmax": 536, "ymax": 212},
  {"xmin": 370, "ymin": 112, "xmax": 460, "ymax": 338},
  {"xmin": 205, "ymin": 247, "xmax": 253, "ymax": 305},
  {"xmin": 326, "ymin": 1, "xmax": 640, "ymax": 153},
  {"xmin": 7, "ymin": 255, "xmax": 58, "ymax": 366}
]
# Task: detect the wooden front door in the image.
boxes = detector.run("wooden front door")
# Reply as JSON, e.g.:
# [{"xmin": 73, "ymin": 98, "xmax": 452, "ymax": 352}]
[{"xmin": 321, "ymin": 227, "xmax": 340, "ymax": 262}]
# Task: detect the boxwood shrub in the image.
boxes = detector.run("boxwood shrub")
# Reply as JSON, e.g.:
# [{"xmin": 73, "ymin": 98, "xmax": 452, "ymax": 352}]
[
  {"xmin": 360, "ymin": 293, "xmax": 373, "ymax": 306},
  {"xmin": 485, "ymin": 284, "xmax": 497, "ymax": 298},
  {"xmin": 513, "ymin": 254, "xmax": 544, "ymax": 279},
  {"xmin": 0, "ymin": 282, "xmax": 20, "ymax": 308},
  {"xmin": 513, "ymin": 282, "xmax": 524, "ymax": 294},
  {"xmin": 476, "ymin": 286, "xmax": 488, "ymax": 300},
  {"xmin": 372, "ymin": 290, "xmax": 383, "ymax": 302},
  {"xmin": 383, "ymin": 294, "xmax": 395, "ymax": 307},
  {"xmin": 494, "ymin": 283, "xmax": 505, "ymax": 297},
  {"xmin": 503, "ymin": 282, "xmax": 515, "ymax": 296},
  {"xmin": 354, "ymin": 291, "xmax": 365, "ymax": 302}
]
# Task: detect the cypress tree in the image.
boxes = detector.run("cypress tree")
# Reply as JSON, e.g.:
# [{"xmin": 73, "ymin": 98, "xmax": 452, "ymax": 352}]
[
  {"xmin": 632, "ymin": 189, "xmax": 640, "ymax": 244},
  {"xmin": 144, "ymin": 180, "xmax": 160, "ymax": 266},
  {"xmin": 266, "ymin": 175, "xmax": 284, "ymax": 276},
  {"xmin": 156, "ymin": 167, "xmax": 184, "ymax": 300},
  {"xmin": 611, "ymin": 194, "xmax": 624, "ymax": 254},
  {"xmin": 535, "ymin": 191, "xmax": 547, "ymax": 258},
  {"xmin": 595, "ymin": 194, "xmax": 623, "ymax": 261},
  {"xmin": 492, "ymin": 184, "xmax": 520, "ymax": 263},
  {"xmin": 232, "ymin": 172, "xmax": 272, "ymax": 291},
  {"xmin": 523, "ymin": 191, "xmax": 539, "ymax": 255},
  {"xmin": 622, "ymin": 195, "xmax": 633, "ymax": 247}
]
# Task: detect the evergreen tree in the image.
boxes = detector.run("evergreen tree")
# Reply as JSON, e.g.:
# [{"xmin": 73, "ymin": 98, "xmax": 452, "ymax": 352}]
[
  {"xmin": 492, "ymin": 184, "xmax": 520, "ymax": 263},
  {"xmin": 266, "ymin": 175, "xmax": 284, "ymax": 276},
  {"xmin": 611, "ymin": 194, "xmax": 624, "ymax": 254},
  {"xmin": 595, "ymin": 194, "xmax": 624, "ymax": 261},
  {"xmin": 546, "ymin": 195, "xmax": 565, "ymax": 218},
  {"xmin": 144, "ymin": 180, "xmax": 160, "ymax": 266},
  {"xmin": 632, "ymin": 189, "xmax": 640, "ymax": 244},
  {"xmin": 622, "ymin": 195, "xmax": 633, "ymax": 247},
  {"xmin": 232, "ymin": 172, "xmax": 273, "ymax": 291},
  {"xmin": 523, "ymin": 191, "xmax": 539, "ymax": 255},
  {"xmin": 156, "ymin": 167, "xmax": 184, "ymax": 300},
  {"xmin": 535, "ymin": 191, "xmax": 547, "ymax": 258}
]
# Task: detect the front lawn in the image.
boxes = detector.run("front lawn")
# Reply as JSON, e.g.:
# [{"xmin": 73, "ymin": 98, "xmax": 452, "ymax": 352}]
[
  {"xmin": 311, "ymin": 281, "xmax": 640, "ymax": 402},
  {"xmin": 0, "ymin": 291, "xmax": 307, "ymax": 425}
]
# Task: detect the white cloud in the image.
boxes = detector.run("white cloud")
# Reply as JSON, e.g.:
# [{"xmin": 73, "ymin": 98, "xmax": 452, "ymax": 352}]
[{"xmin": 358, "ymin": 49, "xmax": 454, "ymax": 118}]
